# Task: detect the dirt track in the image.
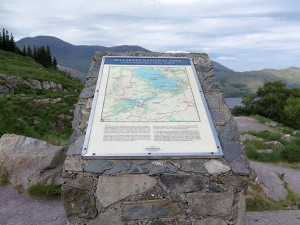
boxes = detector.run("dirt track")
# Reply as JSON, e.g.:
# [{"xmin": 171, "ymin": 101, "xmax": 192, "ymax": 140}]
[{"xmin": 0, "ymin": 186, "xmax": 66, "ymax": 225}]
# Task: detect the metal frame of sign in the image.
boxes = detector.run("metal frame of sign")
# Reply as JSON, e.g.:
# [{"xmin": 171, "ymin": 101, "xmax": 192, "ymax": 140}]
[{"xmin": 82, "ymin": 56, "xmax": 223, "ymax": 159}]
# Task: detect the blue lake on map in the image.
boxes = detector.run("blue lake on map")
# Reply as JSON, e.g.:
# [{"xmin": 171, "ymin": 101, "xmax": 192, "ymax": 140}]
[{"xmin": 133, "ymin": 68, "xmax": 182, "ymax": 91}]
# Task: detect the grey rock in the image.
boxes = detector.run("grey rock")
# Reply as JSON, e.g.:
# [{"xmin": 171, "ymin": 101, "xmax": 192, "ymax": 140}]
[
  {"xmin": 292, "ymin": 130, "xmax": 299, "ymax": 136},
  {"xmin": 265, "ymin": 141, "xmax": 284, "ymax": 148},
  {"xmin": 72, "ymin": 104, "xmax": 82, "ymax": 128},
  {"xmin": 268, "ymin": 121, "xmax": 277, "ymax": 127},
  {"xmin": 165, "ymin": 164, "xmax": 179, "ymax": 174},
  {"xmin": 207, "ymin": 97, "xmax": 221, "ymax": 109},
  {"xmin": 88, "ymin": 207, "xmax": 123, "ymax": 225},
  {"xmin": 150, "ymin": 220, "xmax": 168, "ymax": 225},
  {"xmin": 236, "ymin": 191, "xmax": 246, "ymax": 225},
  {"xmin": 281, "ymin": 134, "xmax": 295, "ymax": 142},
  {"xmin": 49, "ymin": 81, "xmax": 59, "ymax": 90},
  {"xmin": 42, "ymin": 81, "xmax": 51, "ymax": 90},
  {"xmin": 204, "ymin": 160, "xmax": 230, "ymax": 175},
  {"xmin": 67, "ymin": 135, "xmax": 85, "ymax": 155},
  {"xmin": 223, "ymin": 142, "xmax": 243, "ymax": 162},
  {"xmin": 180, "ymin": 160, "xmax": 206, "ymax": 174},
  {"xmin": 6, "ymin": 76, "xmax": 24, "ymax": 86},
  {"xmin": 28, "ymin": 79, "xmax": 42, "ymax": 89},
  {"xmin": 160, "ymin": 174, "xmax": 208, "ymax": 193},
  {"xmin": 0, "ymin": 85, "xmax": 13, "ymax": 94},
  {"xmin": 256, "ymin": 149, "xmax": 273, "ymax": 154},
  {"xmin": 64, "ymin": 157, "xmax": 83, "ymax": 172},
  {"xmin": 210, "ymin": 109, "xmax": 226, "ymax": 123},
  {"xmin": 194, "ymin": 218, "xmax": 227, "ymax": 225},
  {"xmin": 219, "ymin": 175, "xmax": 248, "ymax": 189},
  {"xmin": 106, "ymin": 160, "xmax": 131, "ymax": 175},
  {"xmin": 208, "ymin": 181, "xmax": 224, "ymax": 192},
  {"xmin": 231, "ymin": 160, "xmax": 250, "ymax": 176},
  {"xmin": 219, "ymin": 120, "xmax": 239, "ymax": 142},
  {"xmin": 128, "ymin": 164, "xmax": 152, "ymax": 174},
  {"xmin": 150, "ymin": 165, "xmax": 167, "ymax": 175},
  {"xmin": 0, "ymin": 134, "xmax": 66, "ymax": 189},
  {"xmin": 96, "ymin": 175, "xmax": 157, "ymax": 207},
  {"xmin": 66, "ymin": 176, "xmax": 94, "ymax": 190},
  {"xmin": 80, "ymin": 85, "xmax": 95, "ymax": 99},
  {"xmin": 186, "ymin": 191, "xmax": 234, "ymax": 217},
  {"xmin": 240, "ymin": 133, "xmax": 264, "ymax": 142},
  {"xmin": 64, "ymin": 157, "xmax": 82, "ymax": 172},
  {"xmin": 84, "ymin": 160, "xmax": 113, "ymax": 173},
  {"xmin": 62, "ymin": 187, "xmax": 97, "ymax": 219},
  {"xmin": 135, "ymin": 160, "xmax": 151, "ymax": 165},
  {"xmin": 123, "ymin": 200, "xmax": 181, "ymax": 220}
]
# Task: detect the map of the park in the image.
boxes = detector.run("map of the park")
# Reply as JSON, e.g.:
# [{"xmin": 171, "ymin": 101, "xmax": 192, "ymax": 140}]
[{"xmin": 101, "ymin": 66, "xmax": 200, "ymax": 122}]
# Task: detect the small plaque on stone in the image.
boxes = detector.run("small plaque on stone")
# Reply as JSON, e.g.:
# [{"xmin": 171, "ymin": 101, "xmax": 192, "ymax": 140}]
[{"xmin": 82, "ymin": 56, "xmax": 223, "ymax": 158}]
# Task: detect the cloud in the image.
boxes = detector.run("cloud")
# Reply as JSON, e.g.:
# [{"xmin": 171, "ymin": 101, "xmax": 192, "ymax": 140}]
[{"xmin": 0, "ymin": 0, "xmax": 300, "ymax": 71}]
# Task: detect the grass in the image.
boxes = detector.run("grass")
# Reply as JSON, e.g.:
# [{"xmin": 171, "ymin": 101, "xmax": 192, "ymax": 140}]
[
  {"xmin": 0, "ymin": 50, "xmax": 83, "ymax": 90},
  {"xmin": 244, "ymin": 139, "xmax": 283, "ymax": 163},
  {"xmin": 243, "ymin": 130, "xmax": 300, "ymax": 164},
  {"xmin": 0, "ymin": 174, "xmax": 8, "ymax": 186},
  {"xmin": 246, "ymin": 130, "xmax": 283, "ymax": 142},
  {"xmin": 246, "ymin": 177, "xmax": 300, "ymax": 211},
  {"xmin": 27, "ymin": 183, "xmax": 61, "ymax": 199},
  {"xmin": 0, "ymin": 50, "xmax": 84, "ymax": 145}
]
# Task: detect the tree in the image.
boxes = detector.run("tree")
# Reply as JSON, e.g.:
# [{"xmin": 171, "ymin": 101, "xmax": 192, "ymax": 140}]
[
  {"xmin": 52, "ymin": 57, "xmax": 58, "ymax": 69},
  {"xmin": 27, "ymin": 46, "xmax": 32, "ymax": 57},
  {"xmin": 284, "ymin": 97, "xmax": 300, "ymax": 129},
  {"xmin": 0, "ymin": 28, "xmax": 20, "ymax": 53},
  {"xmin": 8, "ymin": 33, "xmax": 16, "ymax": 52},
  {"xmin": 22, "ymin": 46, "xmax": 26, "ymax": 56},
  {"xmin": 255, "ymin": 81, "xmax": 291, "ymax": 122}
]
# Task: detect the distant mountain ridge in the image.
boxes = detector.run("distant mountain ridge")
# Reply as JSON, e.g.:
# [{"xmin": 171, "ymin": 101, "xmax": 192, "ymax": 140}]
[
  {"xmin": 16, "ymin": 36, "xmax": 300, "ymax": 97},
  {"xmin": 17, "ymin": 36, "xmax": 150, "ymax": 73}
]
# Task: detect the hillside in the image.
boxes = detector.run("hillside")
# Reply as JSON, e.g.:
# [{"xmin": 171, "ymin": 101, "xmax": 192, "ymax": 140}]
[
  {"xmin": 17, "ymin": 36, "xmax": 150, "ymax": 73},
  {"xmin": 215, "ymin": 67, "xmax": 300, "ymax": 97},
  {"xmin": 16, "ymin": 36, "xmax": 300, "ymax": 97},
  {"xmin": 0, "ymin": 50, "xmax": 83, "ymax": 145}
]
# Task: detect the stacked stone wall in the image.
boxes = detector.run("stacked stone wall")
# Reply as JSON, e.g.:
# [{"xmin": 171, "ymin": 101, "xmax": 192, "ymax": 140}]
[{"xmin": 62, "ymin": 52, "xmax": 250, "ymax": 225}]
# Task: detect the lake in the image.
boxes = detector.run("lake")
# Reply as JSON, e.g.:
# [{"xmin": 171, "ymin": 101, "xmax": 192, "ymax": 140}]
[{"xmin": 224, "ymin": 98, "xmax": 243, "ymax": 109}]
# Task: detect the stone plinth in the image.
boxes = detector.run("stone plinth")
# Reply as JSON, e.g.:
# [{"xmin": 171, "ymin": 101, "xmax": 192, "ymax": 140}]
[{"xmin": 62, "ymin": 52, "xmax": 250, "ymax": 225}]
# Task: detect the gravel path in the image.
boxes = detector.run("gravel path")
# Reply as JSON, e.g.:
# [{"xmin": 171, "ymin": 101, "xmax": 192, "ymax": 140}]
[
  {"xmin": 234, "ymin": 116, "xmax": 279, "ymax": 133},
  {"xmin": 0, "ymin": 186, "xmax": 67, "ymax": 225},
  {"xmin": 251, "ymin": 161, "xmax": 300, "ymax": 197},
  {"xmin": 246, "ymin": 210, "xmax": 300, "ymax": 225}
]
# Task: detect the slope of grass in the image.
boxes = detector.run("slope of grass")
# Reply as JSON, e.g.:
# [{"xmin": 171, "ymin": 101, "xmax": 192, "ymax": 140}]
[
  {"xmin": 0, "ymin": 50, "xmax": 83, "ymax": 145},
  {"xmin": 0, "ymin": 50, "xmax": 83, "ymax": 90}
]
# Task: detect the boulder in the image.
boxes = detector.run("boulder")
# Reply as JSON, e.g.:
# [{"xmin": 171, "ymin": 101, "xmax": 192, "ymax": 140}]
[
  {"xmin": 6, "ymin": 76, "xmax": 24, "ymax": 86},
  {"xmin": 0, "ymin": 85, "xmax": 13, "ymax": 94},
  {"xmin": 256, "ymin": 149, "xmax": 273, "ymax": 154},
  {"xmin": 0, "ymin": 134, "xmax": 66, "ymax": 189},
  {"xmin": 265, "ymin": 141, "xmax": 284, "ymax": 149},
  {"xmin": 240, "ymin": 134, "xmax": 264, "ymax": 142},
  {"xmin": 281, "ymin": 134, "xmax": 295, "ymax": 142}
]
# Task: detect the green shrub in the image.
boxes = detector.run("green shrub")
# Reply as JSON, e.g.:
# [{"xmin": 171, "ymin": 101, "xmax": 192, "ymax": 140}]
[
  {"xmin": 246, "ymin": 197, "xmax": 281, "ymax": 211},
  {"xmin": 247, "ymin": 130, "xmax": 282, "ymax": 142},
  {"xmin": 0, "ymin": 174, "xmax": 8, "ymax": 186},
  {"xmin": 244, "ymin": 140, "xmax": 283, "ymax": 163},
  {"xmin": 27, "ymin": 183, "xmax": 61, "ymax": 199},
  {"xmin": 282, "ymin": 137, "xmax": 300, "ymax": 163}
]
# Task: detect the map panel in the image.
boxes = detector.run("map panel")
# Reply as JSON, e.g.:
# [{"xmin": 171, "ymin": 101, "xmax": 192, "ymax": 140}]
[
  {"xmin": 82, "ymin": 57, "xmax": 223, "ymax": 158},
  {"xmin": 101, "ymin": 66, "xmax": 200, "ymax": 122}
]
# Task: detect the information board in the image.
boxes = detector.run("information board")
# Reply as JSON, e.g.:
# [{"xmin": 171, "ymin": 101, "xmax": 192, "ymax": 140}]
[{"xmin": 82, "ymin": 56, "xmax": 223, "ymax": 158}]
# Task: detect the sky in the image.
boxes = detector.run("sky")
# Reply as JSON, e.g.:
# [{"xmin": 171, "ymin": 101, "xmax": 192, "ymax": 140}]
[{"xmin": 1, "ymin": 0, "xmax": 300, "ymax": 71}]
